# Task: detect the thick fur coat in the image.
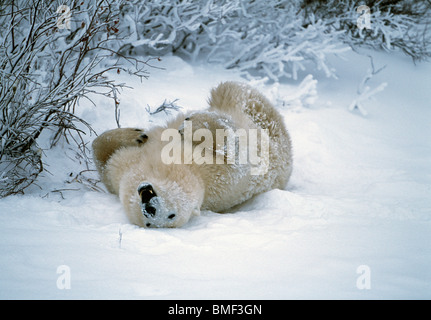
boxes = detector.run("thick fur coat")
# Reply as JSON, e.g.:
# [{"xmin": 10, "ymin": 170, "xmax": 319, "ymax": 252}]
[{"xmin": 92, "ymin": 82, "xmax": 292, "ymax": 228}]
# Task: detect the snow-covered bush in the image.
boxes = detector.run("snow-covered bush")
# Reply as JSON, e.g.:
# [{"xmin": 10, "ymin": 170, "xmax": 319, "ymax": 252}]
[
  {"xmin": 119, "ymin": 0, "xmax": 430, "ymax": 80},
  {"xmin": 303, "ymin": 0, "xmax": 431, "ymax": 62},
  {"xmin": 0, "ymin": 0, "xmax": 149, "ymax": 197},
  {"xmin": 119, "ymin": 0, "xmax": 350, "ymax": 81}
]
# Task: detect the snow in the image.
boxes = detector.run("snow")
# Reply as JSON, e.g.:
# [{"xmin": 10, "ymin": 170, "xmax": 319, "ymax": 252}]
[{"xmin": 1, "ymin": 51, "xmax": 430, "ymax": 299}]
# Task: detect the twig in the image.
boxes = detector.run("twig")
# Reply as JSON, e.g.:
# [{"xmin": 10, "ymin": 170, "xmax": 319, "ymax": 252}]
[
  {"xmin": 146, "ymin": 99, "xmax": 182, "ymax": 116},
  {"xmin": 349, "ymin": 55, "xmax": 387, "ymax": 116}
]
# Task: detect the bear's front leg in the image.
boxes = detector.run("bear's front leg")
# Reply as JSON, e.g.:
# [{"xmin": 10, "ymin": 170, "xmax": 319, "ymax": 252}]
[{"xmin": 92, "ymin": 128, "xmax": 148, "ymax": 172}]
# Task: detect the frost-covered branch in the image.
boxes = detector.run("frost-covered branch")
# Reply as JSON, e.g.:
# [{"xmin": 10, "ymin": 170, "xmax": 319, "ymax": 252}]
[
  {"xmin": 116, "ymin": 0, "xmax": 430, "ymax": 81},
  {"xmin": 146, "ymin": 99, "xmax": 182, "ymax": 116},
  {"xmin": 304, "ymin": 0, "xmax": 431, "ymax": 62},
  {"xmin": 349, "ymin": 55, "xmax": 387, "ymax": 116},
  {"xmin": 118, "ymin": 0, "xmax": 350, "ymax": 81},
  {"xmin": 0, "ymin": 0, "xmax": 151, "ymax": 197}
]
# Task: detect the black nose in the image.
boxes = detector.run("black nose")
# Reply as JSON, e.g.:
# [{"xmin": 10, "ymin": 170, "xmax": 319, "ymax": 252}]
[
  {"xmin": 145, "ymin": 204, "xmax": 157, "ymax": 216},
  {"xmin": 138, "ymin": 183, "xmax": 157, "ymax": 204}
]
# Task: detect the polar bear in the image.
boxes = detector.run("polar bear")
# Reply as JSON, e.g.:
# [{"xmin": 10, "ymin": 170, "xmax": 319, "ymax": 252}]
[{"xmin": 92, "ymin": 82, "xmax": 292, "ymax": 228}]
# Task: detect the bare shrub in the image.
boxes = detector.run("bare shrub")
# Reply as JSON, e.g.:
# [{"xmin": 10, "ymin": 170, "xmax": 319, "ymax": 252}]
[{"xmin": 0, "ymin": 0, "xmax": 150, "ymax": 197}]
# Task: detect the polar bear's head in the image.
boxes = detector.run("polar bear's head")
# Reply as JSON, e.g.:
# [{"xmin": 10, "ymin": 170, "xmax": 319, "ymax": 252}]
[
  {"xmin": 136, "ymin": 181, "xmax": 201, "ymax": 228},
  {"xmin": 120, "ymin": 166, "xmax": 204, "ymax": 228}
]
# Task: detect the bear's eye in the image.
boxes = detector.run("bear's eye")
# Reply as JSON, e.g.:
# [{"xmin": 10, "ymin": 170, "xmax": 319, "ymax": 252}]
[{"xmin": 185, "ymin": 117, "xmax": 190, "ymax": 121}]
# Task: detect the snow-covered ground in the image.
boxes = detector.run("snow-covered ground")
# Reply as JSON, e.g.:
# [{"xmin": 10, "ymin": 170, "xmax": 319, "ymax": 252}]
[{"xmin": 0, "ymin": 49, "xmax": 430, "ymax": 299}]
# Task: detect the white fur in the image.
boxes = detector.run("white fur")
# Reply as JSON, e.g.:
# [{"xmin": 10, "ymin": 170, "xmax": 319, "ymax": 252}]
[{"xmin": 93, "ymin": 82, "xmax": 293, "ymax": 228}]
